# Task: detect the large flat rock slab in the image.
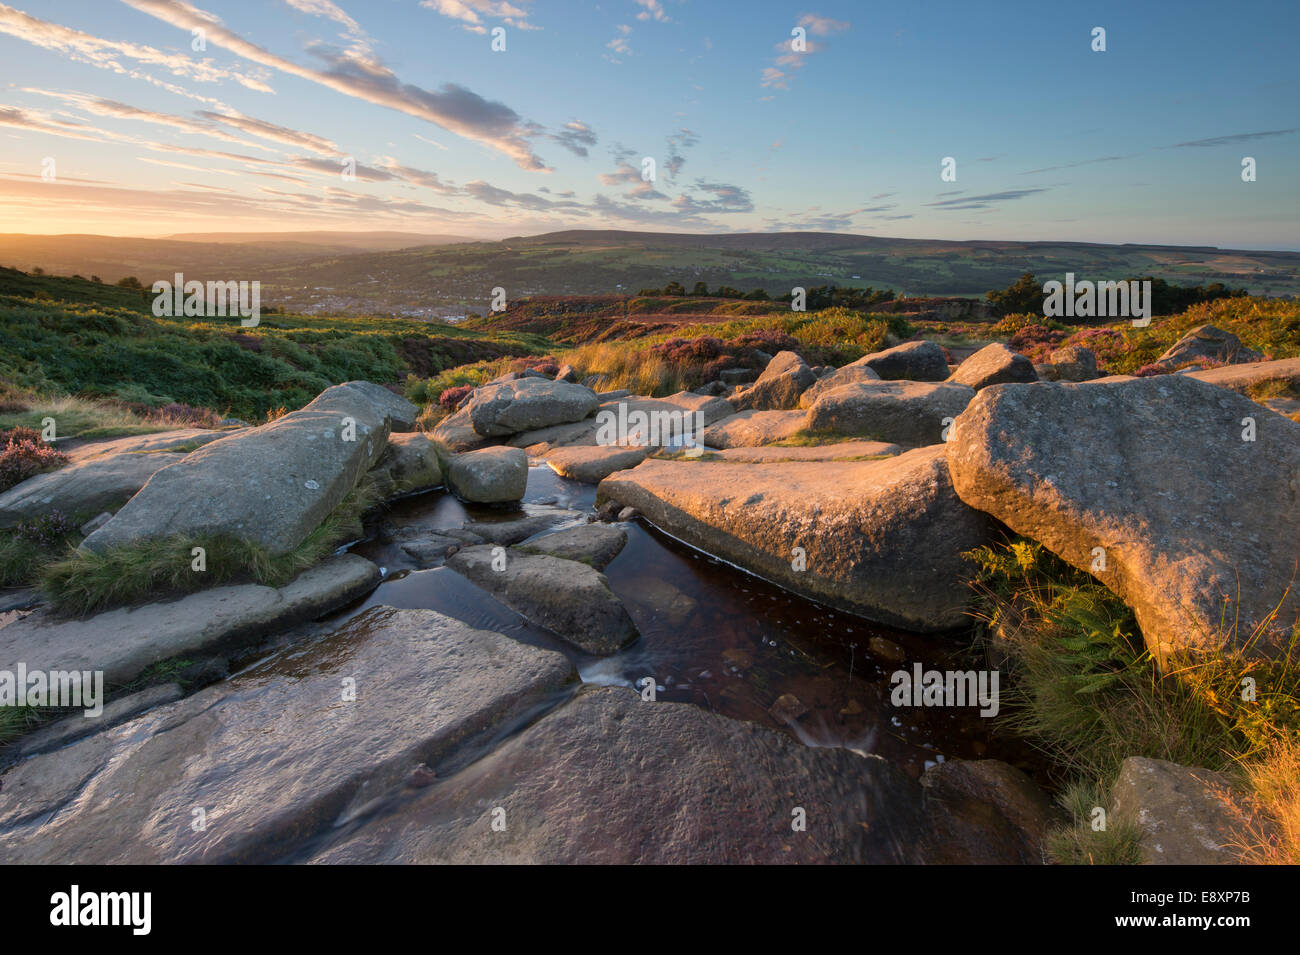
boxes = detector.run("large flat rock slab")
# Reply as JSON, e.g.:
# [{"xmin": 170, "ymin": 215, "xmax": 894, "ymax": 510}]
[
  {"xmin": 706, "ymin": 439, "xmax": 902, "ymax": 463},
  {"xmin": 702, "ymin": 409, "xmax": 806, "ymax": 448},
  {"xmin": 597, "ymin": 447, "xmax": 993, "ymax": 631},
  {"xmin": 0, "ymin": 607, "xmax": 572, "ymax": 864},
  {"xmin": 947, "ymin": 375, "xmax": 1300, "ymax": 661},
  {"xmin": 60, "ymin": 428, "xmax": 233, "ymax": 465},
  {"xmin": 81, "ymin": 382, "xmax": 405, "ymax": 556},
  {"xmin": 1186, "ymin": 356, "xmax": 1300, "ymax": 395},
  {"xmin": 306, "ymin": 686, "xmax": 932, "ymax": 864},
  {"xmin": 0, "ymin": 451, "xmax": 184, "ymax": 528},
  {"xmin": 805, "ymin": 380, "xmax": 975, "ymax": 447},
  {"xmin": 310, "ymin": 687, "xmax": 1050, "ymax": 864},
  {"xmin": 0, "ymin": 554, "xmax": 380, "ymax": 687}
]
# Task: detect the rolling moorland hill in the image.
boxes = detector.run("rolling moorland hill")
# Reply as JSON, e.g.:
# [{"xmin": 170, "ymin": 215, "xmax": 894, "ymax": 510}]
[
  {"xmin": 2, "ymin": 230, "xmax": 1298, "ymax": 319},
  {"xmin": 2, "ymin": 263, "xmax": 1296, "ymax": 429}
]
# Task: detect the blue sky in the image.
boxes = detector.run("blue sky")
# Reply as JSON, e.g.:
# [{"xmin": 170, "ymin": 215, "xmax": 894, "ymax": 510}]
[{"xmin": 1, "ymin": 0, "xmax": 1296, "ymax": 247}]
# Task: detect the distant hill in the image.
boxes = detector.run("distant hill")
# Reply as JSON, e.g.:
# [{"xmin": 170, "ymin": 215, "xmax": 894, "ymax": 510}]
[
  {"xmin": 0, "ymin": 231, "xmax": 466, "ymax": 288},
  {"xmin": 4, "ymin": 229, "xmax": 1298, "ymax": 316},
  {"xmin": 163, "ymin": 230, "xmax": 471, "ymax": 250}
]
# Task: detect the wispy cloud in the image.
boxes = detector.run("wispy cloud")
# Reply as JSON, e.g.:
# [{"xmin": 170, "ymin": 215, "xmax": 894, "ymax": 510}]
[
  {"xmin": 1021, "ymin": 154, "xmax": 1132, "ymax": 174},
  {"xmin": 1162, "ymin": 128, "xmax": 1299, "ymax": 148},
  {"xmin": 419, "ymin": 0, "xmax": 538, "ymax": 34},
  {"xmin": 924, "ymin": 187, "xmax": 1049, "ymax": 210},
  {"xmin": 762, "ymin": 13, "xmax": 849, "ymax": 90},
  {"xmin": 121, "ymin": 0, "xmax": 556, "ymax": 170},
  {"xmin": 551, "ymin": 121, "xmax": 598, "ymax": 158},
  {"xmin": 635, "ymin": 0, "xmax": 669, "ymax": 23},
  {"xmin": 0, "ymin": 2, "xmax": 273, "ymax": 93}
]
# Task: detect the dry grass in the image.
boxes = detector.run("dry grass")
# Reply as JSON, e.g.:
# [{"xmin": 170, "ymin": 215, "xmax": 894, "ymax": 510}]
[
  {"xmin": 1231, "ymin": 737, "xmax": 1300, "ymax": 864},
  {"xmin": 0, "ymin": 393, "xmax": 167, "ymax": 440}
]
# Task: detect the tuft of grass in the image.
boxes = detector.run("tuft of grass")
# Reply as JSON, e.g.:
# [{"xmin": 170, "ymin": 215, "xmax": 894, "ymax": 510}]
[
  {"xmin": 968, "ymin": 536, "xmax": 1300, "ymax": 864},
  {"xmin": 39, "ymin": 475, "xmax": 383, "ymax": 616},
  {"xmin": 1046, "ymin": 779, "xmax": 1145, "ymax": 865},
  {"xmin": 1231, "ymin": 736, "xmax": 1300, "ymax": 864},
  {"xmin": 0, "ymin": 704, "xmax": 42, "ymax": 747}
]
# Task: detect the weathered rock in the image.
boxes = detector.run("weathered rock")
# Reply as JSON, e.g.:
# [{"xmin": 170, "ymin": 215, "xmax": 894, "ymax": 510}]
[
  {"xmin": 597, "ymin": 447, "xmax": 993, "ymax": 631},
  {"xmin": 947, "ymin": 375, "xmax": 1300, "ymax": 661},
  {"xmin": 1049, "ymin": 345, "xmax": 1100, "ymax": 382},
  {"xmin": 920, "ymin": 759, "xmax": 1060, "ymax": 864},
  {"xmin": 303, "ymin": 379, "xmax": 418, "ymax": 431},
  {"xmin": 485, "ymin": 369, "xmax": 546, "ymax": 385},
  {"xmin": 461, "ymin": 509, "xmax": 584, "ymax": 545},
  {"xmin": 1185, "ymin": 356, "xmax": 1300, "ymax": 396},
  {"xmin": 0, "ymin": 554, "xmax": 380, "ymax": 688},
  {"xmin": 61, "ymin": 428, "xmax": 232, "ymax": 465},
  {"xmin": 466, "ymin": 378, "xmax": 599, "ymax": 437},
  {"xmin": 702, "ymin": 410, "xmax": 806, "ymax": 448},
  {"xmin": 602, "ymin": 392, "xmax": 735, "ymax": 427},
  {"xmin": 582, "ymin": 394, "xmax": 733, "ymax": 451},
  {"xmin": 719, "ymin": 367, "xmax": 759, "ymax": 386},
  {"xmin": 1155, "ymin": 324, "xmax": 1264, "ymax": 370},
  {"xmin": 446, "ymin": 546, "xmax": 638, "ymax": 654},
  {"xmin": 705, "ymin": 440, "xmax": 902, "ymax": 463},
  {"xmin": 399, "ymin": 534, "xmax": 469, "ymax": 568},
  {"xmin": 1034, "ymin": 362, "xmax": 1061, "ymax": 381},
  {"xmin": 431, "ymin": 404, "xmax": 495, "ymax": 453},
  {"xmin": 506, "ymin": 417, "xmax": 599, "ymax": 453},
  {"xmin": 310, "ymin": 686, "xmax": 1049, "ymax": 864},
  {"xmin": 554, "ymin": 364, "xmax": 579, "ymax": 383},
  {"xmin": 81, "ymin": 382, "xmax": 400, "ymax": 556},
  {"xmin": 445, "ymin": 446, "xmax": 528, "ymax": 504},
  {"xmin": 1110, "ymin": 757, "xmax": 1256, "ymax": 865},
  {"xmin": 16, "ymin": 683, "xmax": 183, "ymax": 758},
  {"xmin": 78, "ymin": 511, "xmax": 112, "ymax": 536},
  {"xmin": 797, "ymin": 358, "xmax": 882, "ymax": 408},
  {"xmin": 858, "ymin": 340, "xmax": 950, "ymax": 381},
  {"xmin": 368, "ymin": 433, "xmax": 442, "ymax": 500},
  {"xmin": 545, "ymin": 446, "xmax": 647, "ymax": 483},
  {"xmin": 0, "ymin": 607, "xmax": 571, "ymax": 863},
  {"xmin": 306, "ymin": 686, "xmax": 930, "ymax": 863},
  {"xmin": 515, "ymin": 524, "xmax": 627, "ymax": 570},
  {"xmin": 727, "ymin": 350, "xmax": 816, "ymax": 411},
  {"xmin": 947, "ymin": 342, "xmax": 1038, "ymax": 390},
  {"xmin": 805, "ymin": 380, "xmax": 975, "ymax": 446},
  {"xmin": 0, "ymin": 452, "xmax": 184, "ymax": 528}
]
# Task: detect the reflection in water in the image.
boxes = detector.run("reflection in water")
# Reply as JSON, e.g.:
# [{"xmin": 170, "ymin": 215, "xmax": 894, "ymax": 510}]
[{"xmin": 340, "ymin": 466, "xmax": 1046, "ymax": 782}]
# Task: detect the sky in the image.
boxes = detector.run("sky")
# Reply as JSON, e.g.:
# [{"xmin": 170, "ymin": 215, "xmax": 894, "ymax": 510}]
[{"xmin": 0, "ymin": 0, "xmax": 1297, "ymax": 248}]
